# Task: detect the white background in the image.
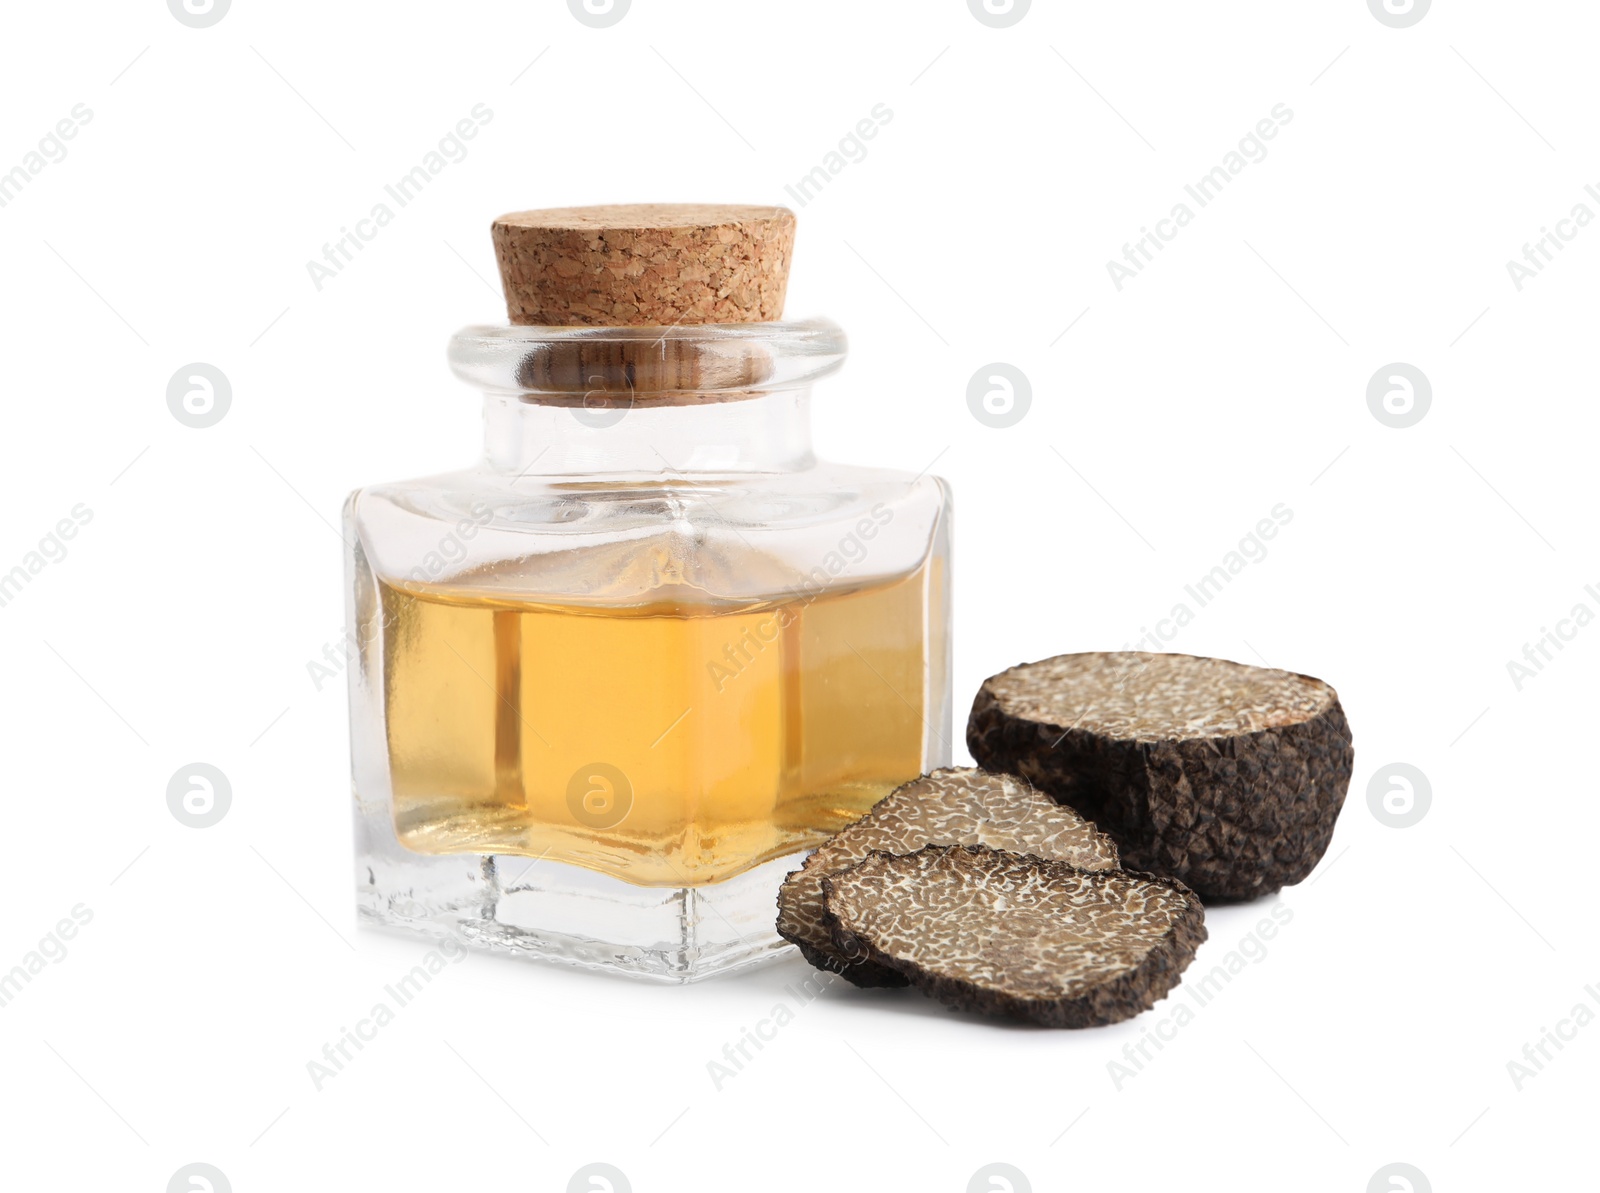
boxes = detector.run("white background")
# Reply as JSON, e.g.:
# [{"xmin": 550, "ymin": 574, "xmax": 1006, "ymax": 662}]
[{"xmin": 1, "ymin": 1, "xmax": 1594, "ymax": 1189}]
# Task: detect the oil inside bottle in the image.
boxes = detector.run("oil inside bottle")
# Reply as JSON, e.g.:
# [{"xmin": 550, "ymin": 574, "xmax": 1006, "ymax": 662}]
[{"xmin": 378, "ymin": 551, "xmax": 931, "ymax": 886}]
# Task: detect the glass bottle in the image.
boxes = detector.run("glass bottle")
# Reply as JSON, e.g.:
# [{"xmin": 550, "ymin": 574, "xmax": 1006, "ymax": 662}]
[{"xmin": 344, "ymin": 207, "xmax": 952, "ymax": 981}]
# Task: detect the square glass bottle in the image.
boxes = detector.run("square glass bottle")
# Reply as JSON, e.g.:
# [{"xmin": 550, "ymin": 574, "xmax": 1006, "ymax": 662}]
[{"xmin": 346, "ymin": 206, "xmax": 952, "ymax": 981}]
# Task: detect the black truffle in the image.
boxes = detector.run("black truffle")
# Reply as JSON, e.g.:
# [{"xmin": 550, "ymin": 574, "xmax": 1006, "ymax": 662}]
[
  {"xmin": 967, "ymin": 651, "xmax": 1354, "ymax": 901},
  {"xmin": 823, "ymin": 844, "xmax": 1206, "ymax": 1028},
  {"xmin": 777, "ymin": 767, "xmax": 1119, "ymax": 986}
]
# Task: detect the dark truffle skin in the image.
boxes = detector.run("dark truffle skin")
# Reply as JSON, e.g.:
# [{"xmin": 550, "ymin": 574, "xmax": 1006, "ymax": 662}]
[
  {"xmin": 967, "ymin": 652, "xmax": 1355, "ymax": 902},
  {"xmin": 823, "ymin": 845, "xmax": 1208, "ymax": 1028}
]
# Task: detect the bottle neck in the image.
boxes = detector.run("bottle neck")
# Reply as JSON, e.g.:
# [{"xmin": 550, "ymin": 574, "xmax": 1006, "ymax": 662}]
[{"xmin": 482, "ymin": 390, "xmax": 816, "ymax": 477}]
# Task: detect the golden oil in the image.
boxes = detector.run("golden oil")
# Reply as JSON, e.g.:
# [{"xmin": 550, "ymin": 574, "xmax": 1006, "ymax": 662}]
[{"xmin": 378, "ymin": 562, "xmax": 931, "ymax": 885}]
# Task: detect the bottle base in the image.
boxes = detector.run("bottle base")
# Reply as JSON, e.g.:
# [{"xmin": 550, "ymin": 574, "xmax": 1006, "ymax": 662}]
[{"xmin": 356, "ymin": 843, "xmax": 802, "ymax": 984}]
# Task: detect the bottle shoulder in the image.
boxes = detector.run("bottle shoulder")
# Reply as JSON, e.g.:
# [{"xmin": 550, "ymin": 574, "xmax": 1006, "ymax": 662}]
[
  {"xmin": 347, "ymin": 463, "xmax": 950, "ymax": 600},
  {"xmin": 349, "ymin": 460, "xmax": 948, "ymax": 535}
]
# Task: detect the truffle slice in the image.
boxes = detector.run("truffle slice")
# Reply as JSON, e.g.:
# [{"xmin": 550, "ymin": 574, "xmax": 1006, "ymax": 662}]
[
  {"xmin": 967, "ymin": 651, "xmax": 1354, "ymax": 901},
  {"xmin": 777, "ymin": 767, "xmax": 1119, "ymax": 986},
  {"xmin": 823, "ymin": 845, "xmax": 1206, "ymax": 1028}
]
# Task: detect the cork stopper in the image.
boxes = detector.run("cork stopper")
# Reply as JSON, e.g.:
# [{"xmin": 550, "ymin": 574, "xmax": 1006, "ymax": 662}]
[{"xmin": 491, "ymin": 204, "xmax": 795, "ymax": 327}]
